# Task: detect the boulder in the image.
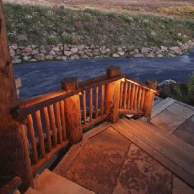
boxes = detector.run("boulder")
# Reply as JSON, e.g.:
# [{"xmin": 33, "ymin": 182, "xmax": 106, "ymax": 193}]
[
  {"xmin": 45, "ymin": 55, "xmax": 53, "ymax": 60},
  {"xmin": 49, "ymin": 50, "xmax": 56, "ymax": 56},
  {"xmin": 64, "ymin": 51, "xmax": 72, "ymax": 56},
  {"xmin": 12, "ymin": 58, "xmax": 22, "ymax": 64},
  {"xmin": 52, "ymin": 47, "xmax": 60, "ymax": 52},
  {"xmin": 34, "ymin": 54, "xmax": 45, "ymax": 61},
  {"xmin": 31, "ymin": 49, "xmax": 39, "ymax": 55},
  {"xmin": 118, "ymin": 51, "xmax": 125, "ymax": 56},
  {"xmin": 71, "ymin": 47, "xmax": 78, "ymax": 53},
  {"xmin": 134, "ymin": 54, "xmax": 144, "ymax": 58},
  {"xmin": 78, "ymin": 45, "xmax": 85, "ymax": 50},
  {"xmin": 23, "ymin": 56, "xmax": 31, "ymax": 61},
  {"xmin": 70, "ymin": 54, "xmax": 80, "ymax": 60},
  {"xmin": 10, "ymin": 49, "xmax": 15, "ymax": 57},
  {"xmin": 112, "ymin": 53, "xmax": 120, "ymax": 58},
  {"xmin": 62, "ymin": 56, "xmax": 67, "ymax": 61}
]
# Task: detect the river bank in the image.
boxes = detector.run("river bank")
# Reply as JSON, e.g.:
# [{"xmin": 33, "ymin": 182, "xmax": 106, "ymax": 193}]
[
  {"xmin": 10, "ymin": 38, "xmax": 194, "ymax": 64},
  {"xmin": 4, "ymin": 2, "xmax": 194, "ymax": 64}
]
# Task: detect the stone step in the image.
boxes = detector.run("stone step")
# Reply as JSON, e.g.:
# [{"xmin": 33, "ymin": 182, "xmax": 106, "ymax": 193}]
[
  {"xmin": 34, "ymin": 169, "xmax": 95, "ymax": 194},
  {"xmin": 25, "ymin": 169, "xmax": 95, "ymax": 194},
  {"xmin": 25, "ymin": 187, "xmax": 42, "ymax": 194}
]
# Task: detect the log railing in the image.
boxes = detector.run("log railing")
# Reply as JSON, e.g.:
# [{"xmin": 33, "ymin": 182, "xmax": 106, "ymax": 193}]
[
  {"xmin": 0, "ymin": 176, "xmax": 22, "ymax": 194},
  {"xmin": 12, "ymin": 66, "xmax": 157, "ymax": 175},
  {"xmin": 119, "ymin": 76, "xmax": 156, "ymax": 117}
]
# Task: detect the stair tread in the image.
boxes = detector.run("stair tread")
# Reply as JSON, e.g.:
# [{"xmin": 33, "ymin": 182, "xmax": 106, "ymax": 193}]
[
  {"xmin": 152, "ymin": 97, "xmax": 176, "ymax": 118},
  {"xmin": 35, "ymin": 169, "xmax": 95, "ymax": 194},
  {"xmin": 25, "ymin": 187, "xmax": 42, "ymax": 194}
]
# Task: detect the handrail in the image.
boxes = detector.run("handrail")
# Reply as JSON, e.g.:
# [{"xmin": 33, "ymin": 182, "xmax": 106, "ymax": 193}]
[
  {"xmin": 0, "ymin": 176, "xmax": 22, "ymax": 194},
  {"xmin": 20, "ymin": 74, "xmax": 108, "ymax": 108},
  {"xmin": 13, "ymin": 75, "xmax": 123, "ymax": 121},
  {"xmin": 125, "ymin": 76, "xmax": 157, "ymax": 93},
  {"xmin": 20, "ymin": 90, "xmax": 67, "ymax": 108}
]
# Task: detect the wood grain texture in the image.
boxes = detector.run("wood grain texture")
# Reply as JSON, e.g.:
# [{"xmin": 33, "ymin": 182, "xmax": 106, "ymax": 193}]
[{"xmin": 113, "ymin": 118, "xmax": 194, "ymax": 187}]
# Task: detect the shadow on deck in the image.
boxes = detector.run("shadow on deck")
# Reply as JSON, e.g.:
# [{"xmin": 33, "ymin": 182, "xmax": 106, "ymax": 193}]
[{"xmin": 25, "ymin": 97, "xmax": 194, "ymax": 194}]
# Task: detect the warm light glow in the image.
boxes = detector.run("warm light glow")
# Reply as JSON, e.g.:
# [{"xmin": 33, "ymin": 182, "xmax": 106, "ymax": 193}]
[{"xmin": 120, "ymin": 78, "xmax": 125, "ymax": 82}]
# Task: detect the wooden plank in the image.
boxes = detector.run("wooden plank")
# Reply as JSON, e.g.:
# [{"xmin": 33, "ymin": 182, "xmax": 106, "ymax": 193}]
[
  {"xmin": 127, "ymin": 82, "xmax": 131, "ymax": 109},
  {"xmin": 89, "ymin": 88, "xmax": 93, "ymax": 121},
  {"xmin": 100, "ymin": 85, "xmax": 105, "ymax": 115},
  {"xmin": 123, "ymin": 81, "xmax": 128, "ymax": 109},
  {"xmin": 43, "ymin": 107, "xmax": 52, "ymax": 152},
  {"xmin": 123, "ymin": 119, "xmax": 194, "ymax": 169},
  {"xmin": 82, "ymin": 91, "xmax": 87, "ymax": 125},
  {"xmin": 134, "ymin": 85, "xmax": 138, "ymax": 110},
  {"xmin": 95, "ymin": 87, "xmax": 99, "ymax": 119},
  {"xmin": 140, "ymin": 88, "xmax": 146, "ymax": 110},
  {"xmin": 82, "ymin": 114, "xmax": 107, "ymax": 131},
  {"xmin": 136, "ymin": 120, "xmax": 194, "ymax": 157},
  {"xmin": 27, "ymin": 115, "xmax": 38, "ymax": 164},
  {"xmin": 113, "ymin": 121, "xmax": 194, "ymax": 188},
  {"xmin": 35, "ymin": 110, "xmax": 46, "ymax": 158},
  {"xmin": 0, "ymin": 176, "xmax": 22, "ymax": 194},
  {"xmin": 137, "ymin": 87, "xmax": 142, "ymax": 110},
  {"xmin": 130, "ymin": 84, "xmax": 136, "ymax": 110},
  {"xmin": 112, "ymin": 119, "xmax": 194, "ymax": 187},
  {"xmin": 31, "ymin": 140, "xmax": 69, "ymax": 173},
  {"xmin": 153, "ymin": 96, "xmax": 163, "ymax": 106},
  {"xmin": 119, "ymin": 81, "xmax": 124, "ymax": 108},
  {"xmin": 49, "ymin": 104, "xmax": 57, "ymax": 147},
  {"xmin": 59, "ymin": 100, "xmax": 66, "ymax": 140},
  {"xmin": 152, "ymin": 97, "xmax": 175, "ymax": 118},
  {"xmin": 55, "ymin": 102, "xmax": 62, "ymax": 144},
  {"xmin": 119, "ymin": 109, "xmax": 143, "ymax": 115}
]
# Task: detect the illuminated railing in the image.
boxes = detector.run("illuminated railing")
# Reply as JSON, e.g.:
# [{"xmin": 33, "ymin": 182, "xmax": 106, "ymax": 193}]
[{"xmin": 12, "ymin": 66, "xmax": 157, "ymax": 173}]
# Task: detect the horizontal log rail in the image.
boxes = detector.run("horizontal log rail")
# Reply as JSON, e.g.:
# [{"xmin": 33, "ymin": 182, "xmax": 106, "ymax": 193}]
[
  {"xmin": 12, "ymin": 66, "xmax": 157, "ymax": 174},
  {"xmin": 13, "ymin": 75, "xmax": 123, "ymax": 121},
  {"xmin": 0, "ymin": 176, "xmax": 22, "ymax": 194}
]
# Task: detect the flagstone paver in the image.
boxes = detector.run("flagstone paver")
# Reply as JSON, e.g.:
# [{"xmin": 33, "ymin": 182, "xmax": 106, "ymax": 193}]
[
  {"xmin": 65, "ymin": 127, "xmax": 130, "ymax": 194},
  {"xmin": 113, "ymin": 144, "xmax": 171, "ymax": 194}
]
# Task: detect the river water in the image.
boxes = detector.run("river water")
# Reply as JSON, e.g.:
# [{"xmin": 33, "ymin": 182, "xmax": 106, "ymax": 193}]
[{"xmin": 14, "ymin": 49, "xmax": 194, "ymax": 100}]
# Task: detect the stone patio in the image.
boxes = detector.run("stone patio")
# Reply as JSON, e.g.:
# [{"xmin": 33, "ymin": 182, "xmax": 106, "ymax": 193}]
[{"xmin": 26, "ymin": 97, "xmax": 194, "ymax": 194}]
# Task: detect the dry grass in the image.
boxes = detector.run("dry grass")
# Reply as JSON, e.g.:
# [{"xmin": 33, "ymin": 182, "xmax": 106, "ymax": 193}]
[{"xmin": 157, "ymin": 5, "xmax": 194, "ymax": 18}]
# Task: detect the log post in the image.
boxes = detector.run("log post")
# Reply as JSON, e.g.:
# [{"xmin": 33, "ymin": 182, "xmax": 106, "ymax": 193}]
[
  {"xmin": 0, "ymin": 1, "xmax": 33, "ymax": 193},
  {"xmin": 144, "ymin": 79, "xmax": 158, "ymax": 121},
  {"xmin": 105, "ymin": 66, "xmax": 122, "ymax": 123},
  {"xmin": 61, "ymin": 77, "xmax": 82, "ymax": 144}
]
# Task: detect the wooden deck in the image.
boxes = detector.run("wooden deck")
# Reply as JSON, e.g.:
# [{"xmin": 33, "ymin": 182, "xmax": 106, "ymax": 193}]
[
  {"xmin": 114, "ymin": 118, "xmax": 194, "ymax": 187},
  {"xmin": 25, "ymin": 97, "xmax": 194, "ymax": 194}
]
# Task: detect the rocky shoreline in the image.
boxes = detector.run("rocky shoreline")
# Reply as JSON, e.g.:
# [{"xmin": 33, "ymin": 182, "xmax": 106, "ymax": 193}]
[{"xmin": 10, "ymin": 39, "xmax": 194, "ymax": 64}]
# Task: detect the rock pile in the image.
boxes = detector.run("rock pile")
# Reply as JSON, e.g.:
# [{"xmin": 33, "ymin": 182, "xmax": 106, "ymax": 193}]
[{"xmin": 10, "ymin": 39, "xmax": 194, "ymax": 64}]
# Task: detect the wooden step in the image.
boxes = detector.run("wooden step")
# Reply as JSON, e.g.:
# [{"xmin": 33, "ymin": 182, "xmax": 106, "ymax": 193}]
[
  {"xmin": 152, "ymin": 97, "xmax": 176, "ymax": 118},
  {"xmin": 112, "ymin": 118, "xmax": 194, "ymax": 188}
]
